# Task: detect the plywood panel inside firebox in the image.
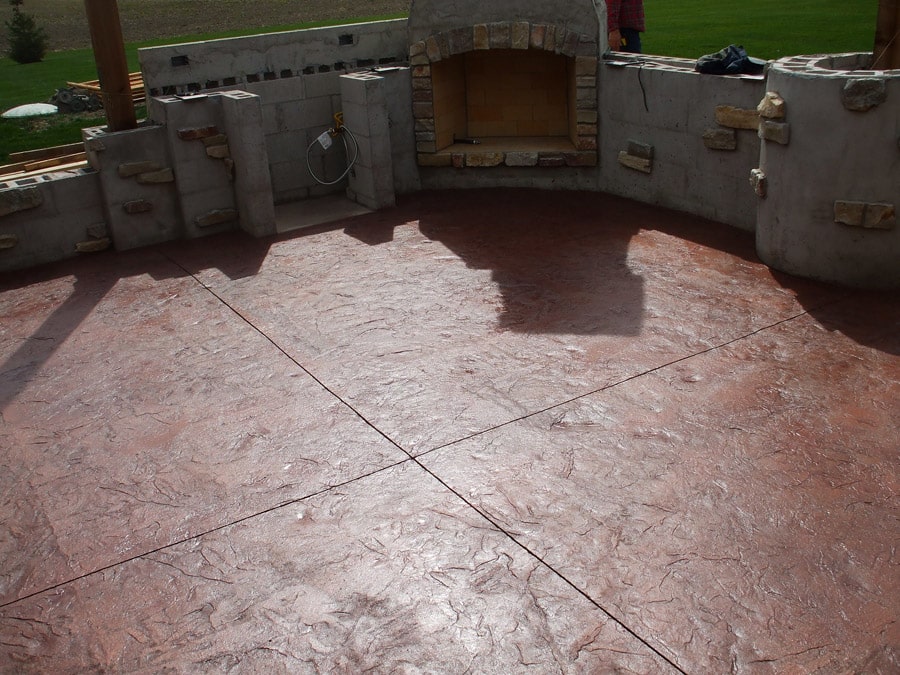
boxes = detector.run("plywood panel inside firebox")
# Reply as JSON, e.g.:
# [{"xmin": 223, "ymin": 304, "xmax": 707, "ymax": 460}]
[{"xmin": 466, "ymin": 49, "xmax": 569, "ymax": 138}]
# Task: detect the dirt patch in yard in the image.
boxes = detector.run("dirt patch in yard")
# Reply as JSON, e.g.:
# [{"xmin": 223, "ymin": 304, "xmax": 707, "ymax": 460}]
[{"xmin": 5, "ymin": 0, "xmax": 411, "ymax": 52}]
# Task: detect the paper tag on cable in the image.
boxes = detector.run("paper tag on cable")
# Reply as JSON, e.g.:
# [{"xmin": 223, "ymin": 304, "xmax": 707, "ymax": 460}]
[{"xmin": 317, "ymin": 131, "xmax": 332, "ymax": 150}]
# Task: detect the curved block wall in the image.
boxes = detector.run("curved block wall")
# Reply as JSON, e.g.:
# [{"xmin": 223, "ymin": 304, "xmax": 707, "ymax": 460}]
[{"xmin": 756, "ymin": 54, "xmax": 900, "ymax": 289}]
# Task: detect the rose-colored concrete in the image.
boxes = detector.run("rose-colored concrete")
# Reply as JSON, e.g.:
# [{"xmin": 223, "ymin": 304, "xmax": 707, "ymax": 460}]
[
  {"xmin": 1, "ymin": 189, "xmax": 897, "ymax": 672},
  {"xmin": 1, "ymin": 463, "xmax": 671, "ymax": 672},
  {"xmin": 166, "ymin": 190, "xmax": 841, "ymax": 454}
]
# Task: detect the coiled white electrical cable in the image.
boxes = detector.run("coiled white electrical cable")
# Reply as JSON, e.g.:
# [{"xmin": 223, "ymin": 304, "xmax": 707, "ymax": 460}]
[{"xmin": 305, "ymin": 124, "xmax": 360, "ymax": 186}]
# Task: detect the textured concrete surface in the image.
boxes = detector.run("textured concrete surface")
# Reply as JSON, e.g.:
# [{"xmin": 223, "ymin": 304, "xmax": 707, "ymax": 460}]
[{"xmin": 1, "ymin": 189, "xmax": 897, "ymax": 673}]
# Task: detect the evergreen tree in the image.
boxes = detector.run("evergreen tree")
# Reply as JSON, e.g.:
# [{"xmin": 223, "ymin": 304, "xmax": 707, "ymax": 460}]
[{"xmin": 6, "ymin": 0, "xmax": 48, "ymax": 64}]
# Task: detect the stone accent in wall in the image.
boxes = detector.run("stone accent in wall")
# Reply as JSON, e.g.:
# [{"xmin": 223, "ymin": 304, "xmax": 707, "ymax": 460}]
[
  {"xmin": 504, "ymin": 152, "xmax": 539, "ymax": 167},
  {"xmin": 715, "ymin": 105, "xmax": 759, "ymax": 130},
  {"xmin": 757, "ymin": 92, "xmax": 786, "ymax": 119},
  {"xmin": 202, "ymin": 134, "xmax": 228, "ymax": 147},
  {"xmin": 177, "ymin": 126, "xmax": 220, "ymax": 141},
  {"xmin": 627, "ymin": 140, "xmax": 654, "ymax": 160},
  {"xmin": 466, "ymin": 152, "xmax": 505, "ymax": 167},
  {"xmin": 137, "ymin": 168, "xmax": 176, "ymax": 184},
  {"xmin": 118, "ymin": 161, "xmax": 162, "ymax": 178},
  {"xmin": 618, "ymin": 151, "xmax": 651, "ymax": 173},
  {"xmin": 749, "ymin": 169, "xmax": 767, "ymax": 198},
  {"xmin": 618, "ymin": 140, "xmax": 654, "ymax": 173},
  {"xmin": 206, "ymin": 144, "xmax": 231, "ymax": 159},
  {"xmin": 123, "ymin": 199, "xmax": 153, "ymax": 214},
  {"xmin": 75, "ymin": 237, "xmax": 111, "ymax": 253},
  {"xmin": 195, "ymin": 208, "xmax": 239, "ymax": 228},
  {"xmin": 834, "ymin": 201, "xmax": 896, "ymax": 229},
  {"xmin": 0, "ymin": 186, "xmax": 43, "ymax": 217},
  {"xmin": 841, "ymin": 79, "xmax": 887, "ymax": 112},
  {"xmin": 0, "ymin": 234, "xmax": 19, "ymax": 249},
  {"xmin": 703, "ymin": 128, "xmax": 737, "ymax": 150},
  {"xmin": 758, "ymin": 121, "xmax": 790, "ymax": 145}
]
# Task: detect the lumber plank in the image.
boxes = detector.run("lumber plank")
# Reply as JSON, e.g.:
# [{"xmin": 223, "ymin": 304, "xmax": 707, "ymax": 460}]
[
  {"xmin": 24, "ymin": 153, "xmax": 87, "ymax": 172},
  {"xmin": 8, "ymin": 142, "xmax": 85, "ymax": 164},
  {"xmin": 0, "ymin": 159, "xmax": 88, "ymax": 182}
]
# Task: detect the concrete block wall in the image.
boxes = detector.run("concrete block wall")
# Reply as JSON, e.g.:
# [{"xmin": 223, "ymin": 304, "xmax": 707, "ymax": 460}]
[
  {"xmin": 247, "ymin": 71, "xmax": 348, "ymax": 203},
  {"xmin": 220, "ymin": 92, "xmax": 276, "ymax": 238},
  {"xmin": 756, "ymin": 54, "xmax": 899, "ymax": 288},
  {"xmin": 139, "ymin": 22, "xmax": 410, "ymax": 205},
  {"xmin": 83, "ymin": 124, "xmax": 182, "ymax": 251},
  {"xmin": 599, "ymin": 55, "xmax": 766, "ymax": 231},
  {"xmin": 138, "ymin": 20, "xmax": 409, "ymax": 95},
  {"xmin": 149, "ymin": 94, "xmax": 237, "ymax": 240},
  {"xmin": 341, "ymin": 72, "xmax": 396, "ymax": 210},
  {"xmin": 0, "ymin": 171, "xmax": 106, "ymax": 271}
]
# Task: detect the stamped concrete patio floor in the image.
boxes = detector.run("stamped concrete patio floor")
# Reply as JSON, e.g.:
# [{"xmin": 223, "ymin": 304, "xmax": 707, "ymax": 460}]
[{"xmin": 1, "ymin": 189, "xmax": 897, "ymax": 673}]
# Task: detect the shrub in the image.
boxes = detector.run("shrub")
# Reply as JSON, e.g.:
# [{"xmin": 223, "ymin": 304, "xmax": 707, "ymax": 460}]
[{"xmin": 6, "ymin": 0, "xmax": 48, "ymax": 64}]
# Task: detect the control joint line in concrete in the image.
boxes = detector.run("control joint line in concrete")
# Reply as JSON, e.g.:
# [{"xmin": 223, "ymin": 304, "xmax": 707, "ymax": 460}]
[
  {"xmin": 410, "ymin": 455, "xmax": 689, "ymax": 675},
  {"xmin": 0, "ymin": 458, "xmax": 413, "ymax": 610},
  {"xmin": 163, "ymin": 253, "xmax": 414, "ymax": 459},
  {"xmin": 420, "ymin": 308, "xmax": 819, "ymax": 459}
]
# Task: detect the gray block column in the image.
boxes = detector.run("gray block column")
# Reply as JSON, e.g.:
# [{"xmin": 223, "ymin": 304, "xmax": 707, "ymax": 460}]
[
  {"xmin": 340, "ymin": 72, "xmax": 396, "ymax": 210},
  {"xmin": 221, "ymin": 91, "xmax": 277, "ymax": 238}
]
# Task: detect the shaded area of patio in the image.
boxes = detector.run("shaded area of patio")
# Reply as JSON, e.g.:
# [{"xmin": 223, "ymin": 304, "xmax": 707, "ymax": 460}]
[{"xmin": 1, "ymin": 189, "xmax": 897, "ymax": 673}]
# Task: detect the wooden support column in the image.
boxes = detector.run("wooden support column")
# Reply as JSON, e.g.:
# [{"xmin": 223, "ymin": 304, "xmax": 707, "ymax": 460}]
[
  {"xmin": 83, "ymin": 0, "xmax": 136, "ymax": 131},
  {"xmin": 874, "ymin": 0, "xmax": 900, "ymax": 69}
]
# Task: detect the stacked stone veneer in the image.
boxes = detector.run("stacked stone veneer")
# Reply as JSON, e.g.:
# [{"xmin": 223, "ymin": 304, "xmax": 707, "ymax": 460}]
[{"xmin": 410, "ymin": 22, "xmax": 599, "ymax": 169}]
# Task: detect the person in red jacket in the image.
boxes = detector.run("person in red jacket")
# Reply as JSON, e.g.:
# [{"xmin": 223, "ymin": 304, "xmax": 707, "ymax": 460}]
[{"xmin": 607, "ymin": 0, "xmax": 645, "ymax": 54}]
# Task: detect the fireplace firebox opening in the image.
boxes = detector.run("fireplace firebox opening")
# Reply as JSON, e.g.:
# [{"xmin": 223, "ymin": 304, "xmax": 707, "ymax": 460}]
[
  {"xmin": 432, "ymin": 49, "xmax": 574, "ymax": 152},
  {"xmin": 412, "ymin": 24, "xmax": 599, "ymax": 170}
]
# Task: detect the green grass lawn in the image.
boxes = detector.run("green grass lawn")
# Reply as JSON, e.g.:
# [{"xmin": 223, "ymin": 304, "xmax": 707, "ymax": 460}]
[
  {"xmin": 0, "ymin": 2, "xmax": 880, "ymax": 163},
  {"xmin": 643, "ymin": 0, "xmax": 878, "ymax": 60}
]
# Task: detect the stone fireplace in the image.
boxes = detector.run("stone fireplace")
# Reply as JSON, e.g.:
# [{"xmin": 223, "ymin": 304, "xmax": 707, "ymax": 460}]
[{"xmin": 408, "ymin": 0, "xmax": 603, "ymax": 168}]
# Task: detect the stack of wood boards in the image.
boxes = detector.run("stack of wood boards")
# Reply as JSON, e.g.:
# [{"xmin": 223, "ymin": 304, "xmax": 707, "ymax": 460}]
[
  {"xmin": 67, "ymin": 72, "xmax": 146, "ymax": 105},
  {"xmin": 0, "ymin": 143, "xmax": 88, "ymax": 183}
]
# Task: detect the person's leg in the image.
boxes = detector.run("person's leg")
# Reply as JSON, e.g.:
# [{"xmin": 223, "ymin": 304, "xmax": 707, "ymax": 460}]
[{"xmin": 620, "ymin": 28, "xmax": 642, "ymax": 54}]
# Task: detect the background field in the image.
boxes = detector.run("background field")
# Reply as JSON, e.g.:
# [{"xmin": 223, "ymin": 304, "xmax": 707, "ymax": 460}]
[{"xmin": 0, "ymin": 0, "xmax": 881, "ymax": 160}]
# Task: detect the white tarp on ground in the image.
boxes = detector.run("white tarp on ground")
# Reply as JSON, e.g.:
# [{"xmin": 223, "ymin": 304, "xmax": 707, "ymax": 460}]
[{"xmin": 2, "ymin": 103, "xmax": 58, "ymax": 118}]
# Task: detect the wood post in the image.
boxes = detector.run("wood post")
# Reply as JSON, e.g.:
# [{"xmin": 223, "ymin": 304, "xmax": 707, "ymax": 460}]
[
  {"xmin": 874, "ymin": 0, "xmax": 900, "ymax": 69},
  {"xmin": 83, "ymin": 0, "xmax": 137, "ymax": 131}
]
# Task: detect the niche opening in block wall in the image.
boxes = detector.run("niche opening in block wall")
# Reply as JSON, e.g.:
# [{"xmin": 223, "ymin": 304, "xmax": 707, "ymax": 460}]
[{"xmin": 431, "ymin": 49, "xmax": 577, "ymax": 153}]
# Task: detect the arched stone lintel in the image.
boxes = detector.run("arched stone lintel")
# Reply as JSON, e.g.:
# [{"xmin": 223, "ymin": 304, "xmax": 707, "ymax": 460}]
[{"xmin": 410, "ymin": 22, "xmax": 599, "ymax": 64}]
